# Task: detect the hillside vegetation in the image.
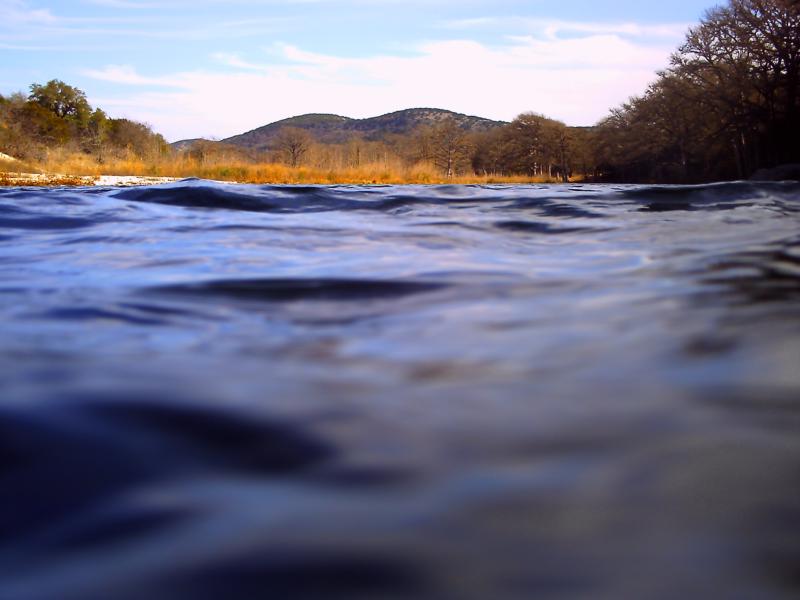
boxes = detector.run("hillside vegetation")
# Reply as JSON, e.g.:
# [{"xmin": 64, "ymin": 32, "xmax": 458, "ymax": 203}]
[
  {"xmin": 173, "ymin": 109, "xmax": 592, "ymax": 182},
  {"xmin": 222, "ymin": 109, "xmax": 505, "ymax": 149},
  {"xmin": 0, "ymin": 80, "xmax": 169, "ymax": 169}
]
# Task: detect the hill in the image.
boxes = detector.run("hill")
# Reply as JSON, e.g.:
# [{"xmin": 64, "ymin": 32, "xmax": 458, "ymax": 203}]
[
  {"xmin": 171, "ymin": 138, "xmax": 207, "ymax": 151},
  {"xmin": 222, "ymin": 108, "xmax": 506, "ymax": 151}
]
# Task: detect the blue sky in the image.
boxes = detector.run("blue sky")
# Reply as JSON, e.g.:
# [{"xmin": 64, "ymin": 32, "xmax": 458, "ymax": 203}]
[{"xmin": 1, "ymin": 0, "xmax": 719, "ymax": 141}]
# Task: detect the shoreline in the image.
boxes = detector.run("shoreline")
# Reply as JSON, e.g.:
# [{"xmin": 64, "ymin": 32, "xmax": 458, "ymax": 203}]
[
  {"xmin": 0, "ymin": 172, "xmax": 180, "ymax": 187},
  {"xmin": 0, "ymin": 170, "xmax": 575, "ymax": 187}
]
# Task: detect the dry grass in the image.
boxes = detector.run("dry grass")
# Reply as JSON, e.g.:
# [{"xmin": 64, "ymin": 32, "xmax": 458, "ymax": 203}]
[
  {"xmin": 5, "ymin": 149, "xmax": 569, "ymax": 186},
  {"xmin": 0, "ymin": 157, "xmax": 42, "ymax": 174},
  {"xmin": 1, "ymin": 151, "xmax": 92, "ymax": 186}
]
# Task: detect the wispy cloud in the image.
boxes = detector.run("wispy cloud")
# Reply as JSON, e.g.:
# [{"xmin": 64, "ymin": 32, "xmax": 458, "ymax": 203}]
[
  {"xmin": 83, "ymin": 0, "xmax": 163, "ymax": 7},
  {"xmin": 1, "ymin": 7, "xmax": 287, "ymax": 43},
  {"xmin": 443, "ymin": 17, "xmax": 499, "ymax": 29},
  {"xmin": 211, "ymin": 53, "xmax": 270, "ymax": 71},
  {"xmin": 83, "ymin": 64, "xmax": 184, "ymax": 86},
  {"xmin": 443, "ymin": 16, "xmax": 690, "ymax": 40},
  {"xmin": 534, "ymin": 19, "xmax": 691, "ymax": 39},
  {"xmin": 0, "ymin": 0, "xmax": 56, "ymax": 24}
]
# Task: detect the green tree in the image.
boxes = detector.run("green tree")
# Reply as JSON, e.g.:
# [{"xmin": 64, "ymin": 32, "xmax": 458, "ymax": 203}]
[
  {"xmin": 21, "ymin": 102, "xmax": 71, "ymax": 146},
  {"xmin": 28, "ymin": 80, "xmax": 91, "ymax": 130},
  {"xmin": 107, "ymin": 118, "xmax": 169, "ymax": 160},
  {"xmin": 86, "ymin": 108, "xmax": 109, "ymax": 161}
]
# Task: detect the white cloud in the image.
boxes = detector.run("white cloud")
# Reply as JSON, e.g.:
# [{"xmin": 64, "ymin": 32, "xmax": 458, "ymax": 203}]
[
  {"xmin": 85, "ymin": 23, "xmax": 682, "ymax": 141},
  {"xmin": 83, "ymin": 64, "xmax": 183, "ymax": 86}
]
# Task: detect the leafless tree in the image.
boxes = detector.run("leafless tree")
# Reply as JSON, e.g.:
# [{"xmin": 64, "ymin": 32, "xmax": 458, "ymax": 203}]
[
  {"xmin": 431, "ymin": 118, "xmax": 472, "ymax": 177},
  {"xmin": 275, "ymin": 127, "xmax": 312, "ymax": 167}
]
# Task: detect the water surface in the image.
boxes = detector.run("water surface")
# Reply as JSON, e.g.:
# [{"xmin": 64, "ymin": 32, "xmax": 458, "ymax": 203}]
[{"xmin": 1, "ymin": 180, "xmax": 799, "ymax": 599}]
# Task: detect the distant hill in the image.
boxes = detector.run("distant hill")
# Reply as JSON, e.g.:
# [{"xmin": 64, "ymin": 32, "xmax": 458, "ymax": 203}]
[
  {"xmin": 222, "ymin": 108, "xmax": 507, "ymax": 151},
  {"xmin": 171, "ymin": 138, "xmax": 207, "ymax": 151}
]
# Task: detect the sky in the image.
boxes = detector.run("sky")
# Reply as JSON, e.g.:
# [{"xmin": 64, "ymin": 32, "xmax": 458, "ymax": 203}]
[{"xmin": 1, "ymin": 0, "xmax": 720, "ymax": 142}]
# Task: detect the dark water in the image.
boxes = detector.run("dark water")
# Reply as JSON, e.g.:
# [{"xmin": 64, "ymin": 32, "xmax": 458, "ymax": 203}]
[{"xmin": 1, "ymin": 179, "xmax": 799, "ymax": 599}]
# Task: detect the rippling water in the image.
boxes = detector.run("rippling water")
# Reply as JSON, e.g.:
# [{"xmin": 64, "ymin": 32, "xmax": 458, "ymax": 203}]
[{"xmin": 1, "ymin": 180, "xmax": 799, "ymax": 599}]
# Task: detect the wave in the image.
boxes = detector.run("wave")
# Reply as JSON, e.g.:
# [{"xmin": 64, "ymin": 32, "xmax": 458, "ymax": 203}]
[
  {"xmin": 152, "ymin": 277, "xmax": 448, "ymax": 302},
  {"xmin": 100, "ymin": 179, "xmax": 800, "ymax": 215}
]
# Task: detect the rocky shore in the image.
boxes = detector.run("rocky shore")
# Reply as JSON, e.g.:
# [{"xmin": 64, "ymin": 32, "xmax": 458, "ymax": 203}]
[{"xmin": 0, "ymin": 172, "xmax": 179, "ymax": 187}]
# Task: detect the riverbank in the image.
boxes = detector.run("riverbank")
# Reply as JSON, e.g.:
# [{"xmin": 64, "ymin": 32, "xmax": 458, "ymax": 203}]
[
  {"xmin": 0, "ymin": 168, "xmax": 571, "ymax": 187},
  {"xmin": 0, "ymin": 172, "xmax": 179, "ymax": 187}
]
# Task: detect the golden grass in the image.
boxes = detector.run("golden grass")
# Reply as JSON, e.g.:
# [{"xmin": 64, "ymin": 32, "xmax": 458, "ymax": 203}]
[
  {"xmin": 5, "ymin": 149, "xmax": 569, "ymax": 186},
  {"xmin": 0, "ymin": 157, "xmax": 41, "ymax": 174}
]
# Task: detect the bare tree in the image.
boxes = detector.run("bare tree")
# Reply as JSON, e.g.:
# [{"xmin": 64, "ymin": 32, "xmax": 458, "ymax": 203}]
[
  {"xmin": 275, "ymin": 127, "xmax": 312, "ymax": 167},
  {"xmin": 594, "ymin": 0, "xmax": 800, "ymax": 181},
  {"xmin": 506, "ymin": 113, "xmax": 545, "ymax": 176},
  {"xmin": 431, "ymin": 118, "xmax": 472, "ymax": 177}
]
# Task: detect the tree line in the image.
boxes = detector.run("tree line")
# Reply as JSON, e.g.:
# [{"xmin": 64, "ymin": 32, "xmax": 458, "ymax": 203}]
[
  {"xmin": 0, "ymin": 79, "xmax": 169, "ymax": 163},
  {"xmin": 593, "ymin": 0, "xmax": 799, "ymax": 182},
  {"xmin": 257, "ymin": 115, "xmax": 595, "ymax": 181}
]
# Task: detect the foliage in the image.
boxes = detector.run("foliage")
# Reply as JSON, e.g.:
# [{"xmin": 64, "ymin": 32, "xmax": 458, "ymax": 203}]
[
  {"xmin": 0, "ymin": 79, "xmax": 169, "ymax": 165},
  {"xmin": 225, "ymin": 109, "xmax": 503, "ymax": 150},
  {"xmin": 29, "ymin": 80, "xmax": 91, "ymax": 126},
  {"xmin": 594, "ymin": 0, "xmax": 800, "ymax": 181}
]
